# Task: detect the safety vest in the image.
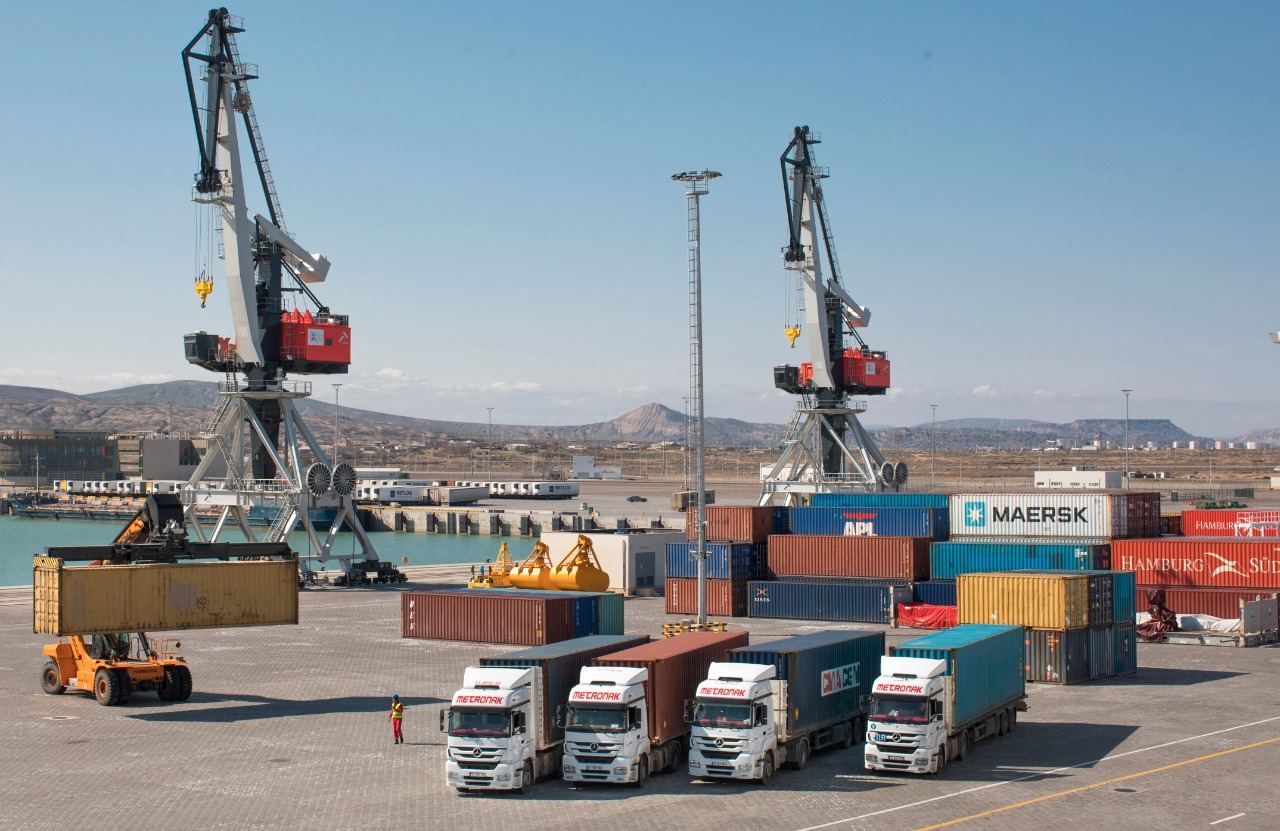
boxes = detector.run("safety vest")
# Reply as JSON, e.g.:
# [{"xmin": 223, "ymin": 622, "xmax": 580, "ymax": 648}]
[{"xmin": 391, "ymin": 701, "xmax": 404, "ymax": 720}]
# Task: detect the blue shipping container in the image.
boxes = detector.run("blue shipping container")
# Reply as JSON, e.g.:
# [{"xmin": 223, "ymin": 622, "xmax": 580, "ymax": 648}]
[
  {"xmin": 929, "ymin": 542, "xmax": 1110, "ymax": 580},
  {"xmin": 771, "ymin": 506, "xmax": 791, "ymax": 534},
  {"xmin": 913, "ymin": 580, "xmax": 958, "ymax": 606},
  {"xmin": 789, "ymin": 507, "xmax": 949, "ymax": 540},
  {"xmin": 747, "ymin": 580, "xmax": 912, "ymax": 623},
  {"xmin": 1088, "ymin": 626, "xmax": 1113, "ymax": 680},
  {"xmin": 891, "ymin": 624, "xmax": 1025, "ymax": 728},
  {"xmin": 666, "ymin": 542, "xmax": 766, "ymax": 580},
  {"xmin": 1112, "ymin": 623, "xmax": 1137, "ymax": 676},
  {"xmin": 811, "ymin": 493, "xmax": 951, "ymax": 510},
  {"xmin": 730, "ymin": 630, "xmax": 885, "ymax": 735},
  {"xmin": 1023, "ymin": 628, "xmax": 1090, "ymax": 684}
]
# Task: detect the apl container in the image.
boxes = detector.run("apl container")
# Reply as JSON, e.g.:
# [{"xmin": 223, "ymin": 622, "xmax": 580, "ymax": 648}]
[
  {"xmin": 1024, "ymin": 628, "xmax": 1090, "ymax": 684},
  {"xmin": 766, "ymin": 535, "xmax": 930, "ymax": 580},
  {"xmin": 665, "ymin": 578, "xmax": 749, "ymax": 617},
  {"xmin": 1136, "ymin": 586, "xmax": 1279, "ymax": 618},
  {"xmin": 666, "ymin": 542, "xmax": 765, "ymax": 580},
  {"xmin": 949, "ymin": 493, "xmax": 1160, "ymax": 539},
  {"xmin": 789, "ymin": 506, "xmax": 949, "ymax": 540},
  {"xmin": 684, "ymin": 506, "xmax": 774, "ymax": 544},
  {"xmin": 957, "ymin": 572, "xmax": 1091, "ymax": 629},
  {"xmin": 1112, "ymin": 538, "xmax": 1280, "ymax": 589},
  {"xmin": 928, "ymin": 541, "xmax": 1110, "ymax": 580},
  {"xmin": 747, "ymin": 580, "xmax": 912, "ymax": 623},
  {"xmin": 810, "ymin": 493, "xmax": 950, "ymax": 510},
  {"xmin": 401, "ymin": 590, "xmax": 575, "ymax": 645},
  {"xmin": 889, "ymin": 624, "xmax": 1025, "ymax": 729},
  {"xmin": 913, "ymin": 580, "xmax": 958, "ymax": 606},
  {"xmin": 1179, "ymin": 509, "xmax": 1280, "ymax": 538}
]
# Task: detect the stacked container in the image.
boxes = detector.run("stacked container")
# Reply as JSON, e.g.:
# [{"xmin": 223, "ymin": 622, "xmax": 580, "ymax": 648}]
[
  {"xmin": 401, "ymin": 588, "xmax": 624, "ymax": 645},
  {"xmin": 667, "ymin": 507, "xmax": 772, "ymax": 618},
  {"xmin": 948, "ymin": 492, "xmax": 1161, "ymax": 540},
  {"xmin": 1112, "ymin": 536, "xmax": 1280, "ymax": 618}
]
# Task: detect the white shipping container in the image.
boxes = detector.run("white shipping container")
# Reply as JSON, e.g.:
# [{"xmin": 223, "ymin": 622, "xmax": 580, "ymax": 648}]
[
  {"xmin": 539, "ymin": 530, "xmax": 683, "ymax": 595},
  {"xmin": 950, "ymin": 492, "xmax": 1122, "ymax": 539}
]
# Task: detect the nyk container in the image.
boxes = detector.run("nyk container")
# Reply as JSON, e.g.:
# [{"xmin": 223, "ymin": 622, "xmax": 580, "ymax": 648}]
[
  {"xmin": 957, "ymin": 572, "xmax": 1091, "ymax": 629},
  {"xmin": 401, "ymin": 590, "xmax": 575, "ymax": 645},
  {"xmin": 32, "ymin": 557, "xmax": 298, "ymax": 636},
  {"xmin": 767, "ymin": 535, "xmax": 929, "ymax": 580},
  {"xmin": 1136, "ymin": 586, "xmax": 1279, "ymax": 618},
  {"xmin": 684, "ymin": 506, "xmax": 774, "ymax": 544},
  {"xmin": 889, "ymin": 624, "xmax": 1026, "ymax": 729},
  {"xmin": 480, "ymin": 634, "xmax": 650, "ymax": 744},
  {"xmin": 1179, "ymin": 509, "xmax": 1280, "ymax": 538},
  {"xmin": 1024, "ymin": 628, "xmax": 1090, "ymax": 684},
  {"xmin": 949, "ymin": 492, "xmax": 1161, "ymax": 540},
  {"xmin": 747, "ymin": 580, "xmax": 912, "ymax": 623},
  {"xmin": 928, "ymin": 541, "xmax": 1110, "ymax": 580},
  {"xmin": 1111, "ymin": 538, "xmax": 1280, "ymax": 589},
  {"xmin": 810, "ymin": 492, "xmax": 950, "ymax": 510},
  {"xmin": 665, "ymin": 577, "xmax": 749, "ymax": 617},
  {"xmin": 666, "ymin": 542, "xmax": 765, "ymax": 580},
  {"xmin": 788, "ymin": 506, "xmax": 949, "ymax": 540},
  {"xmin": 913, "ymin": 580, "xmax": 958, "ymax": 606},
  {"xmin": 593, "ymin": 630, "xmax": 749, "ymax": 745}
]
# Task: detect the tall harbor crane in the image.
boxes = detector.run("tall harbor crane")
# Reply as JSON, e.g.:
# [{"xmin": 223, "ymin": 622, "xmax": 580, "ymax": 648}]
[
  {"xmin": 760, "ymin": 126, "xmax": 906, "ymax": 505},
  {"xmin": 179, "ymin": 8, "xmax": 380, "ymax": 579}
]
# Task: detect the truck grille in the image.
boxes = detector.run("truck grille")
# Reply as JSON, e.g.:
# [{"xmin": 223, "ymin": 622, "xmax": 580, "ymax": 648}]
[
  {"xmin": 875, "ymin": 743, "xmax": 918, "ymax": 753},
  {"xmin": 450, "ymin": 745, "xmax": 503, "ymax": 770},
  {"xmin": 566, "ymin": 740, "xmax": 619, "ymax": 764},
  {"xmin": 692, "ymin": 736, "xmax": 745, "ymax": 759}
]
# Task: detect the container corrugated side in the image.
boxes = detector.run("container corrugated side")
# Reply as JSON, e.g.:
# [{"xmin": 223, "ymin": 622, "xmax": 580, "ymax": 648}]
[
  {"xmin": 1112, "ymin": 538, "xmax": 1280, "ymax": 589},
  {"xmin": 747, "ymin": 580, "xmax": 911, "ymax": 623},
  {"xmin": 811, "ymin": 493, "xmax": 950, "ymax": 509},
  {"xmin": 949, "ymin": 493, "xmax": 1119, "ymax": 539},
  {"xmin": 1112, "ymin": 623, "xmax": 1137, "ymax": 676},
  {"xmin": 665, "ymin": 578, "xmax": 748, "ymax": 617},
  {"xmin": 685, "ymin": 507, "xmax": 774, "ymax": 543},
  {"xmin": 890, "ymin": 624, "xmax": 1025, "ymax": 728},
  {"xmin": 730, "ymin": 630, "xmax": 884, "ymax": 736},
  {"xmin": 1088, "ymin": 625, "xmax": 1114, "ymax": 680},
  {"xmin": 401, "ymin": 590, "xmax": 575, "ymax": 645},
  {"xmin": 32, "ymin": 557, "xmax": 298, "ymax": 636},
  {"xmin": 481, "ymin": 634, "xmax": 650, "ymax": 745},
  {"xmin": 766, "ymin": 535, "xmax": 930, "ymax": 580},
  {"xmin": 1023, "ymin": 628, "xmax": 1090, "ymax": 684},
  {"xmin": 913, "ymin": 580, "xmax": 958, "ymax": 606},
  {"xmin": 666, "ymin": 542, "xmax": 765, "ymax": 579},
  {"xmin": 594, "ymin": 630, "xmax": 749, "ymax": 746},
  {"xmin": 788, "ymin": 507, "xmax": 949, "ymax": 540},
  {"xmin": 957, "ymin": 572, "xmax": 1091, "ymax": 629},
  {"xmin": 928, "ymin": 542, "xmax": 1110, "ymax": 580},
  {"xmin": 1136, "ymin": 586, "xmax": 1279, "ymax": 618},
  {"xmin": 490, "ymin": 588, "xmax": 623, "ymax": 637}
]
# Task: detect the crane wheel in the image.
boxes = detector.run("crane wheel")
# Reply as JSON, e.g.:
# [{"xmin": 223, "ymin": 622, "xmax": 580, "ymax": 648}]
[
  {"xmin": 40, "ymin": 661, "xmax": 65, "ymax": 695},
  {"xmin": 94, "ymin": 667, "xmax": 121, "ymax": 706},
  {"xmin": 115, "ymin": 670, "xmax": 132, "ymax": 705}
]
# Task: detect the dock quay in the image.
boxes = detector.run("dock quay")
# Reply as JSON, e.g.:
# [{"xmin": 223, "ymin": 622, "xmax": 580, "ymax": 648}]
[{"xmin": 358, "ymin": 504, "xmax": 681, "ymax": 535}]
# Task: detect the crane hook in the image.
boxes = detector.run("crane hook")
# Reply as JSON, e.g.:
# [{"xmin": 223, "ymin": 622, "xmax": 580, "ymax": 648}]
[
  {"xmin": 194, "ymin": 272, "xmax": 214, "ymax": 308},
  {"xmin": 784, "ymin": 325, "xmax": 801, "ymax": 348}
]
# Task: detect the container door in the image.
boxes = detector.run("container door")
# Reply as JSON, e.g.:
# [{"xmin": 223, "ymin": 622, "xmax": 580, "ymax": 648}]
[{"xmin": 635, "ymin": 550, "xmax": 655, "ymax": 589}]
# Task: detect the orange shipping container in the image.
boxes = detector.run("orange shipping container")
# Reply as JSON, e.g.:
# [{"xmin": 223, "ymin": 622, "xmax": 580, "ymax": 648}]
[
  {"xmin": 1113, "ymin": 538, "xmax": 1280, "ymax": 589},
  {"xmin": 685, "ymin": 506, "xmax": 773, "ymax": 544},
  {"xmin": 664, "ymin": 577, "xmax": 749, "ymax": 617},
  {"xmin": 400, "ymin": 590, "xmax": 575, "ymax": 645},
  {"xmin": 766, "ymin": 535, "xmax": 930, "ymax": 580}
]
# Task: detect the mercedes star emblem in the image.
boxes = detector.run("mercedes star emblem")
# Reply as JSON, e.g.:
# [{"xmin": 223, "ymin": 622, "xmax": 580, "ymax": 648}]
[
  {"xmin": 590, "ymin": 742, "xmax": 599, "ymax": 752},
  {"xmin": 472, "ymin": 747, "xmax": 483, "ymax": 757},
  {"xmin": 715, "ymin": 738, "xmax": 725, "ymax": 748}
]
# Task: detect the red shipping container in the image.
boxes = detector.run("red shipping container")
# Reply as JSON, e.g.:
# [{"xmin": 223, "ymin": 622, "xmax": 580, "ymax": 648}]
[
  {"xmin": 1179, "ymin": 509, "xmax": 1280, "ymax": 538},
  {"xmin": 401, "ymin": 590, "xmax": 574, "ymax": 645},
  {"xmin": 1112, "ymin": 538, "xmax": 1280, "ymax": 589},
  {"xmin": 664, "ymin": 577, "xmax": 749, "ymax": 617},
  {"xmin": 766, "ymin": 534, "xmax": 930, "ymax": 580},
  {"xmin": 1138, "ymin": 586, "xmax": 1280, "ymax": 619},
  {"xmin": 685, "ymin": 506, "xmax": 773, "ymax": 543}
]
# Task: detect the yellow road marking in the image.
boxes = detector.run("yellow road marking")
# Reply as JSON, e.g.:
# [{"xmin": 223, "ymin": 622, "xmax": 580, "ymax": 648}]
[{"xmin": 914, "ymin": 735, "xmax": 1280, "ymax": 831}]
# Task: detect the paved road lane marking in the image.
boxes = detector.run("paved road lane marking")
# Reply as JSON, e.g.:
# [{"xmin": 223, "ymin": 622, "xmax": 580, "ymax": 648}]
[{"xmin": 1210, "ymin": 814, "xmax": 1246, "ymax": 826}]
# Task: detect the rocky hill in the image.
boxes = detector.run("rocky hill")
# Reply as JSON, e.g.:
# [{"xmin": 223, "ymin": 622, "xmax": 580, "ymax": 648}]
[{"xmin": 873, "ymin": 418, "xmax": 1207, "ymax": 451}]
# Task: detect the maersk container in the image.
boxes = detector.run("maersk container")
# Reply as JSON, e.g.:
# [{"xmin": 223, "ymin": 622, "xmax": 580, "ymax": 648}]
[
  {"xmin": 1023, "ymin": 628, "xmax": 1090, "ymax": 684},
  {"xmin": 666, "ymin": 542, "xmax": 765, "ymax": 580},
  {"xmin": 810, "ymin": 493, "xmax": 951, "ymax": 510},
  {"xmin": 914, "ymin": 580, "xmax": 957, "ymax": 606},
  {"xmin": 730, "ymin": 630, "xmax": 885, "ymax": 737},
  {"xmin": 951, "ymin": 493, "xmax": 1121, "ymax": 539},
  {"xmin": 957, "ymin": 572, "xmax": 1092, "ymax": 629},
  {"xmin": 928, "ymin": 542, "xmax": 1110, "ymax": 580},
  {"xmin": 480, "ymin": 634, "xmax": 650, "ymax": 744},
  {"xmin": 747, "ymin": 580, "xmax": 912, "ymax": 623},
  {"xmin": 889, "ymin": 624, "xmax": 1025, "ymax": 730},
  {"xmin": 789, "ymin": 506, "xmax": 949, "ymax": 540},
  {"xmin": 1112, "ymin": 623, "xmax": 1137, "ymax": 676}
]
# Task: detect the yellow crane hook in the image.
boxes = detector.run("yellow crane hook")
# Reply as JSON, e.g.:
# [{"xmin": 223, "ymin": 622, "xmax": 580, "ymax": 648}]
[
  {"xmin": 784, "ymin": 325, "xmax": 801, "ymax": 348},
  {"xmin": 194, "ymin": 273, "xmax": 214, "ymax": 308}
]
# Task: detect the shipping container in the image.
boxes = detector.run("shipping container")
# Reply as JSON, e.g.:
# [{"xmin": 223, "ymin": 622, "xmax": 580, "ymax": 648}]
[
  {"xmin": 479, "ymin": 634, "xmax": 650, "ymax": 745},
  {"xmin": 492, "ymin": 588, "xmax": 625, "ymax": 637},
  {"xmin": 913, "ymin": 580, "xmax": 958, "ymax": 606},
  {"xmin": 401, "ymin": 590, "xmax": 575, "ymax": 645},
  {"xmin": 1112, "ymin": 623, "xmax": 1137, "ymax": 676},
  {"xmin": 685, "ymin": 506, "xmax": 774, "ymax": 544},
  {"xmin": 666, "ymin": 542, "xmax": 766, "ymax": 580},
  {"xmin": 1179, "ymin": 509, "xmax": 1280, "ymax": 538},
  {"xmin": 889, "ymin": 624, "xmax": 1025, "ymax": 729},
  {"xmin": 1159, "ymin": 514, "xmax": 1183, "ymax": 536},
  {"xmin": 32, "ymin": 557, "xmax": 298, "ymax": 636},
  {"xmin": 766, "ymin": 535, "xmax": 930, "ymax": 580},
  {"xmin": 957, "ymin": 572, "xmax": 1091, "ymax": 629},
  {"xmin": 928, "ymin": 541, "xmax": 1110, "ymax": 580},
  {"xmin": 593, "ymin": 630, "xmax": 749, "ymax": 746},
  {"xmin": 747, "ymin": 579, "xmax": 912, "ymax": 623},
  {"xmin": 1088, "ymin": 626, "xmax": 1113, "ymax": 680},
  {"xmin": 1023, "ymin": 628, "xmax": 1090, "ymax": 684},
  {"xmin": 810, "ymin": 493, "xmax": 951, "ymax": 510},
  {"xmin": 789, "ymin": 506, "xmax": 949, "ymax": 540},
  {"xmin": 665, "ymin": 577, "xmax": 749, "ymax": 617},
  {"xmin": 730, "ymin": 630, "xmax": 885, "ymax": 738},
  {"xmin": 950, "ymin": 492, "xmax": 1161, "ymax": 539},
  {"xmin": 770, "ymin": 506, "xmax": 791, "ymax": 535},
  {"xmin": 1112, "ymin": 538, "xmax": 1280, "ymax": 589},
  {"xmin": 1136, "ymin": 586, "xmax": 1279, "ymax": 619}
]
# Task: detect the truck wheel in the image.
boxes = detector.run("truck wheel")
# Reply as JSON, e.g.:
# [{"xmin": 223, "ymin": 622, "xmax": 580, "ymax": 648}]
[
  {"xmin": 114, "ymin": 670, "xmax": 132, "ymax": 705},
  {"xmin": 662, "ymin": 739, "xmax": 683, "ymax": 774},
  {"xmin": 956, "ymin": 731, "xmax": 968, "ymax": 761},
  {"xmin": 631, "ymin": 756, "xmax": 649, "ymax": 788},
  {"xmin": 791, "ymin": 738, "xmax": 811, "ymax": 771},
  {"xmin": 933, "ymin": 747, "xmax": 946, "ymax": 775},
  {"xmin": 759, "ymin": 753, "xmax": 775, "ymax": 785},
  {"xmin": 1008, "ymin": 709, "xmax": 1017, "ymax": 731},
  {"xmin": 517, "ymin": 761, "xmax": 534, "ymax": 794},
  {"xmin": 94, "ymin": 667, "xmax": 120, "ymax": 706},
  {"xmin": 40, "ymin": 661, "xmax": 65, "ymax": 695},
  {"xmin": 842, "ymin": 719, "xmax": 859, "ymax": 749}
]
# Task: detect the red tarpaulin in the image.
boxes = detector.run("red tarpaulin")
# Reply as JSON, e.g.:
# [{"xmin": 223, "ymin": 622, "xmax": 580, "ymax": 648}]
[{"xmin": 897, "ymin": 603, "xmax": 957, "ymax": 630}]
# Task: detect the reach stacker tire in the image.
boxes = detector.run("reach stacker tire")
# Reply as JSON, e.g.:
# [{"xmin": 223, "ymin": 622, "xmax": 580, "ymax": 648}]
[
  {"xmin": 41, "ymin": 661, "xmax": 65, "ymax": 695},
  {"xmin": 94, "ymin": 667, "xmax": 121, "ymax": 706},
  {"xmin": 115, "ymin": 670, "xmax": 132, "ymax": 705}
]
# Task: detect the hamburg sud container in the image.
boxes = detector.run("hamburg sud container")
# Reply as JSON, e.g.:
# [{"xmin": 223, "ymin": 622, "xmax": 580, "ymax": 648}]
[
  {"xmin": 1024, "ymin": 628, "xmax": 1090, "ymax": 684},
  {"xmin": 747, "ymin": 580, "xmax": 912, "ymax": 623},
  {"xmin": 666, "ymin": 543, "xmax": 765, "ymax": 580},
  {"xmin": 928, "ymin": 541, "xmax": 1110, "ymax": 580},
  {"xmin": 480, "ymin": 634, "xmax": 650, "ymax": 745},
  {"xmin": 957, "ymin": 572, "xmax": 1091, "ymax": 629},
  {"xmin": 1180, "ymin": 509, "xmax": 1280, "ymax": 538},
  {"xmin": 1136, "ymin": 586, "xmax": 1279, "ymax": 618},
  {"xmin": 665, "ymin": 578, "xmax": 749, "ymax": 617},
  {"xmin": 685, "ymin": 506, "xmax": 774, "ymax": 544},
  {"xmin": 766, "ymin": 535, "xmax": 929, "ymax": 580},
  {"xmin": 810, "ymin": 493, "xmax": 950, "ymax": 510},
  {"xmin": 593, "ymin": 630, "xmax": 749, "ymax": 746},
  {"xmin": 949, "ymin": 493, "xmax": 1161, "ymax": 540},
  {"xmin": 788, "ymin": 507, "xmax": 948, "ymax": 540},
  {"xmin": 888, "ymin": 625, "xmax": 1025, "ymax": 728},
  {"xmin": 1112, "ymin": 538, "xmax": 1280, "ymax": 589},
  {"xmin": 401, "ymin": 590, "xmax": 576, "ymax": 645}
]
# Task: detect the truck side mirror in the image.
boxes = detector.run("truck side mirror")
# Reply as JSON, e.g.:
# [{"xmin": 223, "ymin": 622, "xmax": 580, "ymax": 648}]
[
  {"xmin": 630, "ymin": 706, "xmax": 642, "ymax": 729},
  {"xmin": 682, "ymin": 699, "xmax": 693, "ymax": 724},
  {"xmin": 755, "ymin": 703, "xmax": 768, "ymax": 726},
  {"xmin": 554, "ymin": 705, "xmax": 565, "ymax": 728},
  {"xmin": 860, "ymin": 694, "xmax": 872, "ymax": 709},
  {"xmin": 439, "ymin": 708, "xmax": 449, "ymax": 733}
]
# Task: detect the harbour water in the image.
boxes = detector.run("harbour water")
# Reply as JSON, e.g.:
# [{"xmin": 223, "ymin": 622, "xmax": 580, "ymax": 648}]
[{"xmin": 0, "ymin": 516, "xmax": 517, "ymax": 587}]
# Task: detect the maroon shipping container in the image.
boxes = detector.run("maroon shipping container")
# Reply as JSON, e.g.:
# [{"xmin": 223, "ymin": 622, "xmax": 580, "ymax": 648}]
[
  {"xmin": 1179, "ymin": 509, "xmax": 1280, "ymax": 538},
  {"xmin": 1159, "ymin": 514, "xmax": 1183, "ymax": 536},
  {"xmin": 593, "ymin": 630, "xmax": 749, "ymax": 746},
  {"xmin": 1123, "ymin": 492, "xmax": 1163, "ymax": 538},
  {"xmin": 401, "ymin": 590, "xmax": 575, "ymax": 645},
  {"xmin": 1112, "ymin": 538, "xmax": 1280, "ymax": 589},
  {"xmin": 664, "ymin": 577, "xmax": 749, "ymax": 617},
  {"xmin": 1138, "ymin": 586, "xmax": 1280, "ymax": 619},
  {"xmin": 685, "ymin": 506, "xmax": 773, "ymax": 543},
  {"xmin": 766, "ymin": 534, "xmax": 930, "ymax": 580}
]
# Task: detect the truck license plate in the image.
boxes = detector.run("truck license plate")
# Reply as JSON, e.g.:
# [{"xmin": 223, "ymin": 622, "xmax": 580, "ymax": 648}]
[
  {"xmin": 585, "ymin": 765, "xmax": 607, "ymax": 772},
  {"xmin": 886, "ymin": 755, "xmax": 907, "ymax": 762}
]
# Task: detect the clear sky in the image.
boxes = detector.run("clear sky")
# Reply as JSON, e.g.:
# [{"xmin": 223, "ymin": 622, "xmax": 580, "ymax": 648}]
[{"xmin": 0, "ymin": 2, "xmax": 1276, "ymax": 437}]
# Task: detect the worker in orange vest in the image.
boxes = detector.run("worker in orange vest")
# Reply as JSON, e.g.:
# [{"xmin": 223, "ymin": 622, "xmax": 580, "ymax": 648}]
[{"xmin": 390, "ymin": 694, "xmax": 404, "ymax": 744}]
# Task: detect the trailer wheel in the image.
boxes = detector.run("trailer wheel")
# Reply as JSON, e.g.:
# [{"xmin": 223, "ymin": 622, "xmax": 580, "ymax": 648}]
[
  {"xmin": 997, "ymin": 711, "xmax": 1008, "ymax": 736},
  {"xmin": 40, "ymin": 661, "xmax": 65, "ymax": 695},
  {"xmin": 517, "ymin": 761, "xmax": 534, "ymax": 794},
  {"xmin": 843, "ymin": 719, "xmax": 859, "ymax": 749},
  {"xmin": 759, "ymin": 753, "xmax": 775, "ymax": 785},
  {"xmin": 94, "ymin": 667, "xmax": 121, "ymax": 706},
  {"xmin": 114, "ymin": 670, "xmax": 132, "ymax": 705},
  {"xmin": 1007, "ymin": 709, "xmax": 1017, "ymax": 731}
]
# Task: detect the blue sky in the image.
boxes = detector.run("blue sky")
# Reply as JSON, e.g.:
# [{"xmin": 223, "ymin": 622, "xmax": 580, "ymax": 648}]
[{"xmin": 0, "ymin": 2, "xmax": 1276, "ymax": 437}]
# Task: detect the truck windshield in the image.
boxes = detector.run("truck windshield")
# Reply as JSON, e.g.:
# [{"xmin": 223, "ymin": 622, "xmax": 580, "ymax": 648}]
[
  {"xmin": 870, "ymin": 696, "xmax": 928, "ymax": 724},
  {"xmin": 448, "ymin": 709, "xmax": 511, "ymax": 737},
  {"xmin": 564, "ymin": 705, "xmax": 627, "ymax": 733},
  {"xmin": 692, "ymin": 702, "xmax": 753, "ymax": 728}
]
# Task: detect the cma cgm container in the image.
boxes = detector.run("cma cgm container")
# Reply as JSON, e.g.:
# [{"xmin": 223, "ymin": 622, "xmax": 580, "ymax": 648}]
[
  {"xmin": 950, "ymin": 493, "xmax": 1160, "ymax": 540},
  {"xmin": 810, "ymin": 493, "xmax": 950, "ymax": 510},
  {"xmin": 1180, "ymin": 509, "xmax": 1280, "ymax": 538},
  {"xmin": 767, "ymin": 535, "xmax": 930, "ymax": 580},
  {"xmin": 666, "ymin": 542, "xmax": 765, "ymax": 580},
  {"xmin": 789, "ymin": 506, "xmax": 949, "ymax": 540},
  {"xmin": 665, "ymin": 578, "xmax": 749, "ymax": 617},
  {"xmin": 685, "ymin": 506, "xmax": 774, "ymax": 544},
  {"xmin": 928, "ymin": 541, "xmax": 1110, "ymax": 580},
  {"xmin": 401, "ymin": 590, "xmax": 576, "ymax": 645},
  {"xmin": 1112, "ymin": 538, "xmax": 1280, "ymax": 589},
  {"xmin": 1024, "ymin": 628, "xmax": 1090, "ymax": 684},
  {"xmin": 914, "ymin": 580, "xmax": 958, "ymax": 606},
  {"xmin": 1136, "ymin": 586, "xmax": 1280, "ymax": 618},
  {"xmin": 957, "ymin": 572, "xmax": 1091, "ymax": 629},
  {"xmin": 748, "ymin": 580, "xmax": 911, "ymax": 623}
]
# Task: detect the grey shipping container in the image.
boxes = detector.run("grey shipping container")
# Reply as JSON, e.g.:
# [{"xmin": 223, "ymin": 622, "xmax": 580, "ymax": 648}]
[
  {"xmin": 889, "ymin": 624, "xmax": 1025, "ymax": 730},
  {"xmin": 747, "ymin": 580, "xmax": 912, "ymax": 623},
  {"xmin": 1088, "ymin": 626, "xmax": 1114, "ymax": 680},
  {"xmin": 1112, "ymin": 623, "xmax": 1137, "ymax": 677},
  {"xmin": 1023, "ymin": 628, "xmax": 1090, "ymax": 684}
]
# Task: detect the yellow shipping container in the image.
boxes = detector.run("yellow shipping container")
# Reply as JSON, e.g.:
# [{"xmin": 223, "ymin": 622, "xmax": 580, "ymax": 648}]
[
  {"xmin": 957, "ymin": 572, "xmax": 1090, "ymax": 630},
  {"xmin": 33, "ymin": 556, "xmax": 298, "ymax": 636}
]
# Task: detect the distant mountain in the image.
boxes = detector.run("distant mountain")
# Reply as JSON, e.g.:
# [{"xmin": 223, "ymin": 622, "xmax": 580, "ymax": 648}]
[
  {"xmin": 934, "ymin": 418, "xmax": 1053, "ymax": 431},
  {"xmin": 1234, "ymin": 428, "xmax": 1280, "ymax": 448},
  {"xmin": 0, "ymin": 385, "xmax": 81, "ymax": 403},
  {"xmin": 875, "ymin": 418, "xmax": 1206, "ymax": 451},
  {"xmin": 83, "ymin": 380, "xmax": 220, "ymax": 409}
]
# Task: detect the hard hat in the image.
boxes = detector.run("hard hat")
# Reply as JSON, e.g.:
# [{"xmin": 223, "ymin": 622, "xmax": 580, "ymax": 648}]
[{"xmin": 392, "ymin": 694, "xmax": 399, "ymax": 700}]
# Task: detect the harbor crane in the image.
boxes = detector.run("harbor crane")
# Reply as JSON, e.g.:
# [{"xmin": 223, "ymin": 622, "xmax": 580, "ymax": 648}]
[{"xmin": 760, "ymin": 126, "xmax": 906, "ymax": 505}]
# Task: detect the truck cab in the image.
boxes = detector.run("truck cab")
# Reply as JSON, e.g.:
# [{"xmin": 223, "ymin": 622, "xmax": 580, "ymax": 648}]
[
  {"xmin": 865, "ymin": 656, "xmax": 948, "ymax": 774},
  {"xmin": 561, "ymin": 666, "xmax": 650, "ymax": 785},
  {"xmin": 442, "ymin": 667, "xmax": 541, "ymax": 793},
  {"xmin": 687, "ymin": 662, "xmax": 778, "ymax": 783}
]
